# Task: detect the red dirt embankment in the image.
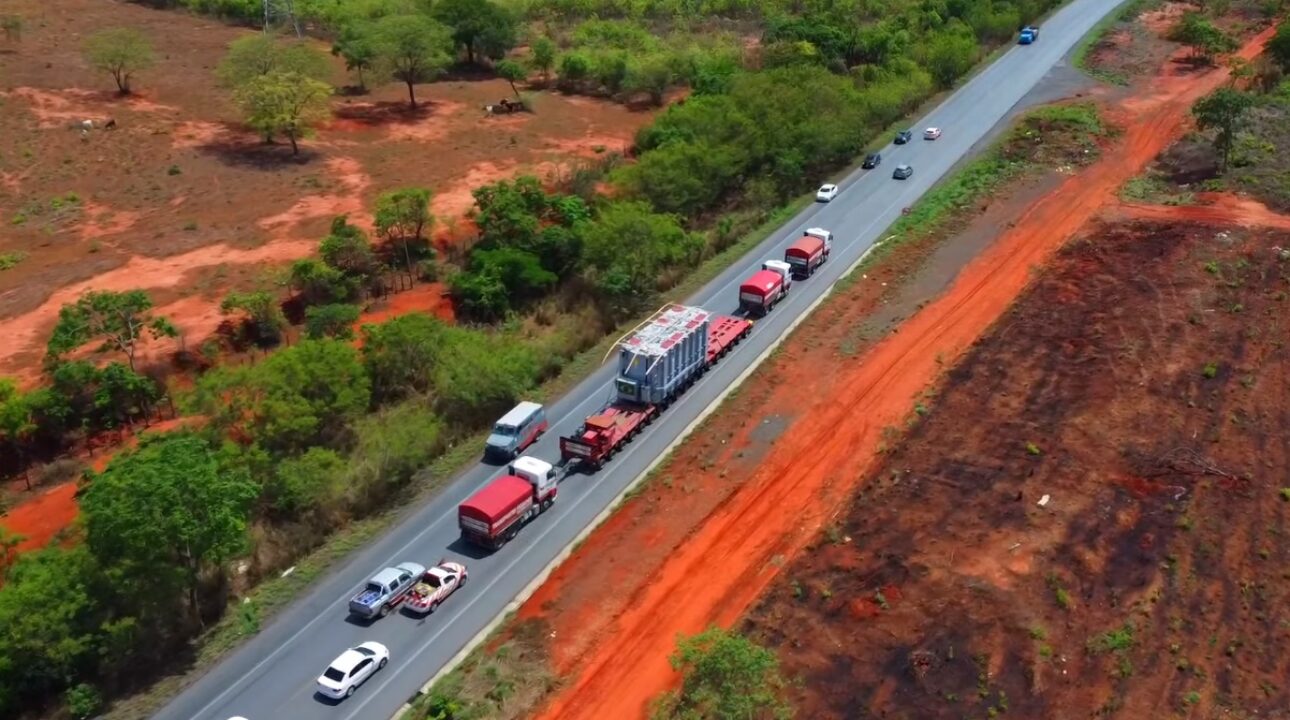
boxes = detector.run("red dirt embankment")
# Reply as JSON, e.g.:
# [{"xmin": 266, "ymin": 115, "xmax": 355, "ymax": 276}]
[{"xmin": 531, "ymin": 28, "xmax": 1276, "ymax": 720}]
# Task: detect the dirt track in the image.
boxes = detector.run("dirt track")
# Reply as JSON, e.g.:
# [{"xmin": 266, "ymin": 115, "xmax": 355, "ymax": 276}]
[{"xmin": 530, "ymin": 29, "xmax": 1276, "ymax": 720}]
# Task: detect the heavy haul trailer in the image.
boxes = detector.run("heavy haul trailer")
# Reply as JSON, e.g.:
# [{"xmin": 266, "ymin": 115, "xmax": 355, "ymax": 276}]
[{"xmin": 559, "ymin": 304, "xmax": 752, "ymax": 470}]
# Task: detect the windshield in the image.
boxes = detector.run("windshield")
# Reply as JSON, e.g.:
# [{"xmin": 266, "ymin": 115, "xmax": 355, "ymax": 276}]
[
  {"xmin": 354, "ymin": 646, "xmax": 375, "ymax": 657},
  {"xmin": 324, "ymin": 667, "xmax": 345, "ymax": 682},
  {"xmin": 492, "ymin": 423, "xmax": 517, "ymax": 437}
]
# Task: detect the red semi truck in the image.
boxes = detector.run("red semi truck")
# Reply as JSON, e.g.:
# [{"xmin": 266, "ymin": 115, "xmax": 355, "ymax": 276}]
[
  {"xmin": 458, "ymin": 457, "xmax": 560, "ymax": 549},
  {"xmin": 739, "ymin": 269, "xmax": 787, "ymax": 315},
  {"xmin": 784, "ymin": 228, "xmax": 832, "ymax": 279}
]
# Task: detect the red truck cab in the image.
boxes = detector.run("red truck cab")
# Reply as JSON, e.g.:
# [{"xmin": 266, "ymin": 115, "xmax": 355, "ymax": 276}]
[{"xmin": 739, "ymin": 269, "xmax": 786, "ymax": 315}]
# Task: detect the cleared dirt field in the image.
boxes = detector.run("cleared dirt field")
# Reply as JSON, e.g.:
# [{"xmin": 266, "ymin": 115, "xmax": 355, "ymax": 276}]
[
  {"xmin": 744, "ymin": 209, "xmax": 1290, "ymax": 719},
  {"xmin": 0, "ymin": 0, "xmax": 651, "ymax": 386}
]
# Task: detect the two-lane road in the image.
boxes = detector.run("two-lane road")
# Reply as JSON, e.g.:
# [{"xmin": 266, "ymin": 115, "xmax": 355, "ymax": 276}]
[{"xmin": 155, "ymin": 2, "xmax": 1124, "ymax": 718}]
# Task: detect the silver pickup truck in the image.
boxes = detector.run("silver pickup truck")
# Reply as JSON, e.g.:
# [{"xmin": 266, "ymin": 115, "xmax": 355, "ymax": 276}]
[{"xmin": 348, "ymin": 562, "xmax": 426, "ymax": 619}]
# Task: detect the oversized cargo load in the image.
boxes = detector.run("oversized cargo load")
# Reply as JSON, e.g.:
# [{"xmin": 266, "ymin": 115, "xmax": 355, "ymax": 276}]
[
  {"xmin": 739, "ymin": 269, "xmax": 786, "ymax": 315},
  {"xmin": 615, "ymin": 304, "xmax": 711, "ymax": 405}
]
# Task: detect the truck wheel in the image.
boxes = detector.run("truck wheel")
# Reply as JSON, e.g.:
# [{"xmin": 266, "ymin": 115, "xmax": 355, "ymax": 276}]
[
  {"xmin": 429, "ymin": 601, "xmax": 440, "ymax": 614},
  {"xmin": 379, "ymin": 603, "xmax": 391, "ymax": 618},
  {"xmin": 541, "ymin": 497, "xmax": 554, "ymax": 511}
]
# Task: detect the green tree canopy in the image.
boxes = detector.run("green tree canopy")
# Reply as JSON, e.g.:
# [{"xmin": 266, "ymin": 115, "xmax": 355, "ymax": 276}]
[
  {"xmin": 651, "ymin": 626, "xmax": 793, "ymax": 720},
  {"xmin": 374, "ymin": 187, "xmax": 434, "ymax": 277},
  {"xmin": 581, "ymin": 201, "xmax": 702, "ymax": 318},
  {"xmin": 1192, "ymin": 86, "xmax": 1255, "ymax": 171},
  {"xmin": 1267, "ymin": 23, "xmax": 1290, "ymax": 73},
  {"xmin": 320, "ymin": 215, "xmax": 379, "ymax": 280},
  {"xmin": 0, "ymin": 546, "xmax": 103, "ymax": 716},
  {"xmin": 83, "ymin": 27, "xmax": 154, "ymax": 94},
  {"xmin": 189, "ymin": 339, "xmax": 371, "ymax": 455},
  {"xmin": 46, "ymin": 290, "xmax": 176, "ymax": 371},
  {"xmin": 221, "ymin": 290, "xmax": 288, "ymax": 345},
  {"xmin": 217, "ymin": 35, "xmax": 332, "ymax": 88},
  {"xmin": 372, "ymin": 15, "xmax": 453, "ymax": 108},
  {"xmin": 290, "ymin": 257, "xmax": 356, "ymax": 306},
  {"xmin": 332, "ymin": 22, "xmax": 383, "ymax": 90},
  {"xmin": 432, "ymin": 0, "xmax": 518, "ymax": 65},
  {"xmin": 495, "ymin": 59, "xmax": 527, "ymax": 102},
  {"xmin": 81, "ymin": 433, "xmax": 256, "ymax": 623},
  {"xmin": 304, "ymin": 303, "xmax": 361, "ymax": 340},
  {"xmin": 234, "ymin": 70, "xmax": 332, "ymax": 154},
  {"xmin": 1167, "ymin": 12, "xmax": 1238, "ymax": 63},
  {"xmin": 360, "ymin": 313, "xmax": 446, "ymax": 403},
  {"xmin": 530, "ymin": 36, "xmax": 557, "ymax": 81}
]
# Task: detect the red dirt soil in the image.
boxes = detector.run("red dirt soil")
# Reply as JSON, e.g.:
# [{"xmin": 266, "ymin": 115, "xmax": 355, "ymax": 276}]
[
  {"xmin": 1117, "ymin": 192, "xmax": 1290, "ymax": 230},
  {"xmin": 529, "ymin": 29, "xmax": 1276, "ymax": 720},
  {"xmin": 0, "ymin": 0, "xmax": 655, "ymax": 384}
]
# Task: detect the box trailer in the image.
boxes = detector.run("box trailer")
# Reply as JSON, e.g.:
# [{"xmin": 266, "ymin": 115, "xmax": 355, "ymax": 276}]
[
  {"xmin": 739, "ymin": 269, "xmax": 787, "ymax": 315},
  {"xmin": 458, "ymin": 457, "xmax": 559, "ymax": 549},
  {"xmin": 784, "ymin": 235, "xmax": 829, "ymax": 279}
]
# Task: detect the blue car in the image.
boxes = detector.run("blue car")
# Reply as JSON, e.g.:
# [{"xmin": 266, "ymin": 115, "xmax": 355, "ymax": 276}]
[{"xmin": 1019, "ymin": 26, "xmax": 1039, "ymax": 44}]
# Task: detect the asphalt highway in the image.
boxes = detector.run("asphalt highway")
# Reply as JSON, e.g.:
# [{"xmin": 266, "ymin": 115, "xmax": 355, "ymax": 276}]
[{"xmin": 155, "ymin": 2, "xmax": 1126, "ymax": 717}]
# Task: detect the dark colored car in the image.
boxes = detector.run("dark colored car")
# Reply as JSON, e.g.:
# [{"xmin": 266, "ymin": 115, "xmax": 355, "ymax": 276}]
[
  {"xmin": 892, "ymin": 164, "xmax": 913, "ymax": 180},
  {"xmin": 894, "ymin": 130, "xmax": 913, "ymax": 144},
  {"xmin": 862, "ymin": 153, "xmax": 881, "ymax": 169}
]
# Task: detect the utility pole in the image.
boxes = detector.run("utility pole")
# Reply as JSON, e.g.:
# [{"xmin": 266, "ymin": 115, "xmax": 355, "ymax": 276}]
[{"xmin": 262, "ymin": 0, "xmax": 302, "ymax": 38}]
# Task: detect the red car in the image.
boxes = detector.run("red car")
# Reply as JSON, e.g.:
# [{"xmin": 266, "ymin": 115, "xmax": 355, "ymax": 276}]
[{"xmin": 404, "ymin": 560, "xmax": 468, "ymax": 614}]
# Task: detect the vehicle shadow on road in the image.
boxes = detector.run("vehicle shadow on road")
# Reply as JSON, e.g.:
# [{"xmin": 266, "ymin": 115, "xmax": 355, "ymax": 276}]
[
  {"xmin": 342, "ymin": 613, "xmax": 378, "ymax": 629},
  {"xmin": 446, "ymin": 537, "xmax": 496, "ymax": 561}
]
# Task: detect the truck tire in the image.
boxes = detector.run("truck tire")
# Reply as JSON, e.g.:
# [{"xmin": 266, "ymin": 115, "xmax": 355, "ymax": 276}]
[
  {"xmin": 379, "ymin": 603, "xmax": 391, "ymax": 618},
  {"xmin": 541, "ymin": 497, "xmax": 554, "ymax": 511},
  {"xmin": 429, "ymin": 600, "xmax": 440, "ymax": 614}
]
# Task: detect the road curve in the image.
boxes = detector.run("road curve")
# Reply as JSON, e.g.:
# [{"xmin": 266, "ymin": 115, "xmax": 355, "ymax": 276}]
[{"xmin": 154, "ymin": 2, "xmax": 1124, "ymax": 718}]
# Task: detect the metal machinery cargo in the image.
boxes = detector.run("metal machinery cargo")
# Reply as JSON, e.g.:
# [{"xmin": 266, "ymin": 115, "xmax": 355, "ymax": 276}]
[{"xmin": 614, "ymin": 304, "xmax": 711, "ymax": 405}]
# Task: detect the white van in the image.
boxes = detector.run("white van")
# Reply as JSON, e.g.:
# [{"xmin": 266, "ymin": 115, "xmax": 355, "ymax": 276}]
[{"xmin": 485, "ymin": 401, "xmax": 548, "ymax": 461}]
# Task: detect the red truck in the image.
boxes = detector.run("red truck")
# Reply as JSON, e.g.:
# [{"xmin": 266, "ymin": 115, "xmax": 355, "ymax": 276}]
[
  {"xmin": 784, "ymin": 229, "xmax": 832, "ymax": 279},
  {"xmin": 739, "ymin": 269, "xmax": 787, "ymax": 315},
  {"xmin": 458, "ymin": 457, "xmax": 560, "ymax": 549}
]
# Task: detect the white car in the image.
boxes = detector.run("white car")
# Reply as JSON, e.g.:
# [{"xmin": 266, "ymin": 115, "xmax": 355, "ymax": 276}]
[
  {"xmin": 316, "ymin": 642, "xmax": 389, "ymax": 700},
  {"xmin": 923, "ymin": 127, "xmax": 942, "ymax": 140},
  {"xmin": 815, "ymin": 183, "xmax": 839, "ymax": 202}
]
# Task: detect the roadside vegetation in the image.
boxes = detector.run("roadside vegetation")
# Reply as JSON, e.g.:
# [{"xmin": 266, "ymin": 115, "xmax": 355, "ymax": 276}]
[
  {"xmin": 1125, "ymin": 22, "xmax": 1290, "ymax": 209},
  {"xmin": 1, "ymin": 0, "xmax": 1083, "ymax": 717}
]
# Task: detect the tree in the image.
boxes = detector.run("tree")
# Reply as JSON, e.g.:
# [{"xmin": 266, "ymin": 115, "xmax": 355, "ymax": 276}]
[
  {"xmin": 0, "ymin": 378, "xmax": 35, "ymax": 480},
  {"xmin": 1266, "ymin": 22, "xmax": 1290, "ymax": 73},
  {"xmin": 216, "ymin": 35, "xmax": 331, "ymax": 88},
  {"xmin": 372, "ymin": 15, "xmax": 453, "ymax": 108},
  {"xmin": 81, "ymin": 433, "xmax": 256, "ymax": 625},
  {"xmin": 495, "ymin": 59, "xmax": 526, "ymax": 103},
  {"xmin": 530, "ymin": 36, "xmax": 557, "ymax": 83},
  {"xmin": 332, "ymin": 23, "xmax": 381, "ymax": 91},
  {"xmin": 432, "ymin": 0, "xmax": 518, "ymax": 65},
  {"xmin": 234, "ymin": 70, "xmax": 332, "ymax": 153},
  {"xmin": 921, "ymin": 29, "xmax": 978, "ymax": 88},
  {"xmin": 581, "ymin": 201, "xmax": 702, "ymax": 317},
  {"xmin": 304, "ymin": 303, "xmax": 361, "ymax": 340},
  {"xmin": 290, "ymin": 258, "xmax": 355, "ymax": 305},
  {"xmin": 1193, "ymin": 86, "xmax": 1255, "ymax": 171},
  {"xmin": 430, "ymin": 326, "xmax": 538, "ymax": 426},
  {"xmin": 92, "ymin": 362, "xmax": 160, "ymax": 429},
  {"xmin": 83, "ymin": 28, "xmax": 154, "ymax": 94},
  {"xmin": 361, "ymin": 314, "xmax": 446, "ymax": 402},
  {"xmin": 320, "ymin": 215, "xmax": 379, "ymax": 279},
  {"xmin": 624, "ymin": 54, "xmax": 674, "ymax": 106},
  {"xmin": 373, "ymin": 188, "xmax": 434, "ymax": 279},
  {"xmin": 1168, "ymin": 12, "xmax": 1238, "ymax": 64},
  {"xmin": 189, "ymin": 339, "xmax": 371, "ymax": 455},
  {"xmin": 651, "ymin": 627, "xmax": 793, "ymax": 720},
  {"xmin": 266, "ymin": 446, "xmax": 344, "ymax": 515},
  {"xmin": 46, "ymin": 290, "xmax": 176, "ymax": 371},
  {"xmin": 0, "ymin": 546, "xmax": 102, "ymax": 716},
  {"xmin": 221, "ymin": 290, "xmax": 287, "ymax": 344}
]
